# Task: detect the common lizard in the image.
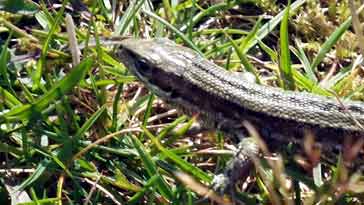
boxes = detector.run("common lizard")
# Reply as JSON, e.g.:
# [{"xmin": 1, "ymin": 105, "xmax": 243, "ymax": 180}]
[{"xmin": 116, "ymin": 38, "xmax": 364, "ymax": 191}]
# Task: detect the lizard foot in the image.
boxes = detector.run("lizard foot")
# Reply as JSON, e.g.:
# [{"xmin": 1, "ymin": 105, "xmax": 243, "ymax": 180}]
[{"xmin": 211, "ymin": 137, "xmax": 260, "ymax": 193}]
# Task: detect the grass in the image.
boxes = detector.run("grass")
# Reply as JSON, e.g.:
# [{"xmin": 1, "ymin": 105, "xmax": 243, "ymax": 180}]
[{"xmin": 1, "ymin": 0, "xmax": 364, "ymax": 204}]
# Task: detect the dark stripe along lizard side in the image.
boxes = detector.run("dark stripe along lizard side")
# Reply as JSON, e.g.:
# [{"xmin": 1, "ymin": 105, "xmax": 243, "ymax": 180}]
[{"xmin": 116, "ymin": 38, "xmax": 364, "ymax": 165}]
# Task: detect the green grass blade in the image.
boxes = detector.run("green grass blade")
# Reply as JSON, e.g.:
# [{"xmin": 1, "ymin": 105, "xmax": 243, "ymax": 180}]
[
  {"xmin": 32, "ymin": 1, "xmax": 68, "ymax": 91},
  {"xmin": 35, "ymin": 11, "xmax": 54, "ymax": 30},
  {"xmin": 244, "ymin": 0, "xmax": 306, "ymax": 53},
  {"xmin": 225, "ymin": 33, "xmax": 260, "ymax": 83},
  {"xmin": 111, "ymin": 85, "xmax": 123, "ymax": 132},
  {"xmin": 143, "ymin": 127, "xmax": 212, "ymax": 182},
  {"xmin": 113, "ymin": 0, "xmax": 146, "ymax": 35},
  {"xmin": 129, "ymin": 134, "xmax": 174, "ymax": 200},
  {"xmin": 279, "ymin": 1, "xmax": 295, "ymax": 90},
  {"xmin": 16, "ymin": 160, "xmax": 50, "ymax": 192},
  {"xmin": 203, "ymin": 0, "xmax": 306, "ymax": 58},
  {"xmin": 162, "ymin": 116, "xmax": 196, "ymax": 147},
  {"xmin": 43, "ymin": 150, "xmax": 73, "ymax": 178},
  {"xmin": 142, "ymin": 94, "xmax": 154, "ymax": 127},
  {"xmin": 292, "ymin": 69, "xmax": 331, "ymax": 96},
  {"xmin": 240, "ymin": 17, "xmax": 262, "ymax": 51},
  {"xmin": 257, "ymin": 38, "xmax": 278, "ymax": 62},
  {"xmin": 0, "ymin": 141, "xmax": 22, "ymax": 155},
  {"xmin": 331, "ymin": 56, "xmax": 362, "ymax": 94},
  {"xmin": 179, "ymin": 1, "xmax": 236, "ymax": 32},
  {"xmin": 292, "ymin": 39, "xmax": 317, "ymax": 82},
  {"xmin": 1, "ymin": 58, "xmax": 93, "ymax": 122},
  {"xmin": 162, "ymin": 0, "xmax": 174, "ymax": 21},
  {"xmin": 74, "ymin": 104, "xmax": 107, "ymax": 139},
  {"xmin": 0, "ymin": 34, "xmax": 14, "ymax": 94},
  {"xmin": 101, "ymin": 50, "xmax": 127, "ymax": 73},
  {"xmin": 81, "ymin": 76, "xmax": 135, "ymax": 87},
  {"xmin": 157, "ymin": 115, "xmax": 187, "ymax": 140},
  {"xmin": 127, "ymin": 175, "xmax": 160, "ymax": 205},
  {"xmin": 0, "ymin": 85, "xmax": 22, "ymax": 108},
  {"xmin": 311, "ymin": 17, "xmax": 352, "ymax": 71},
  {"xmin": 142, "ymin": 10, "xmax": 203, "ymax": 56},
  {"xmin": 17, "ymin": 197, "xmax": 60, "ymax": 205}
]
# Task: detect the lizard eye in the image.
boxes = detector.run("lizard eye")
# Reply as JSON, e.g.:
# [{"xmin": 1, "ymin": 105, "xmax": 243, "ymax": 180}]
[{"xmin": 135, "ymin": 59, "xmax": 154, "ymax": 76}]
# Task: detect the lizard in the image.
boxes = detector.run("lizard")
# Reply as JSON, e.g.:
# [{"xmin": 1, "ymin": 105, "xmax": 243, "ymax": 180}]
[{"xmin": 115, "ymin": 37, "xmax": 364, "ymax": 192}]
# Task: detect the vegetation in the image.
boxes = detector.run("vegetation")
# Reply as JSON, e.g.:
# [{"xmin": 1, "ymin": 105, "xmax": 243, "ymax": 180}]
[{"xmin": 1, "ymin": 0, "xmax": 364, "ymax": 204}]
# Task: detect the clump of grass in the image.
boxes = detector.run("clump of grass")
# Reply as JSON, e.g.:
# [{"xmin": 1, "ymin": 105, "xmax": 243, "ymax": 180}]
[{"xmin": 0, "ymin": 0, "xmax": 364, "ymax": 204}]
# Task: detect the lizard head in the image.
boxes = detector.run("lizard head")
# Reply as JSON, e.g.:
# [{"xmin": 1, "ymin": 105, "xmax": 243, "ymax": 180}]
[
  {"xmin": 117, "ymin": 38, "xmax": 199, "ymax": 78},
  {"xmin": 117, "ymin": 38, "xmax": 200, "ymax": 98}
]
